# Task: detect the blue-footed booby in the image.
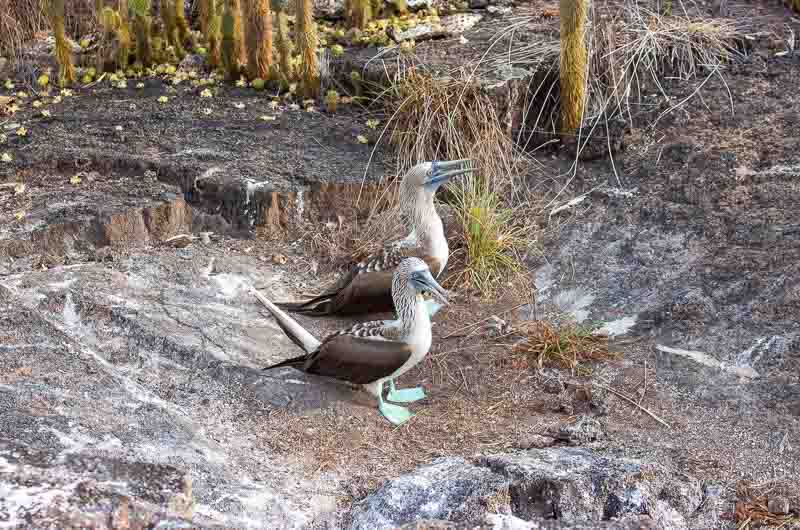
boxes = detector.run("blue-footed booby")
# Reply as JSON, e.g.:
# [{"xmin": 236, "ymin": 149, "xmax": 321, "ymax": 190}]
[
  {"xmin": 256, "ymin": 257, "xmax": 449, "ymax": 425},
  {"xmin": 275, "ymin": 159, "xmax": 474, "ymax": 318}
]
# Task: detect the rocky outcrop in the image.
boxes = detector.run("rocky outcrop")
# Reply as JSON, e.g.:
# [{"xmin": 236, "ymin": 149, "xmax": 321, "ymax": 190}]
[{"xmin": 346, "ymin": 447, "xmax": 721, "ymax": 530}]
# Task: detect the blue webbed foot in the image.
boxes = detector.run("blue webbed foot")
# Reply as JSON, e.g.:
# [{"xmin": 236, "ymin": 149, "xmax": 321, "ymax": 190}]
[
  {"xmin": 378, "ymin": 401, "xmax": 413, "ymax": 425},
  {"xmin": 387, "ymin": 385, "xmax": 426, "ymax": 403}
]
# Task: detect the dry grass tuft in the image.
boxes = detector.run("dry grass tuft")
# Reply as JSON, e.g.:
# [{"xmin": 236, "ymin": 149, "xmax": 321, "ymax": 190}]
[
  {"xmin": 378, "ymin": 65, "xmax": 524, "ymax": 188},
  {"xmin": 511, "ymin": 320, "xmax": 621, "ymax": 375},
  {"xmin": 599, "ymin": 5, "xmax": 745, "ymax": 124},
  {"xmin": 734, "ymin": 479, "xmax": 800, "ymax": 529}
]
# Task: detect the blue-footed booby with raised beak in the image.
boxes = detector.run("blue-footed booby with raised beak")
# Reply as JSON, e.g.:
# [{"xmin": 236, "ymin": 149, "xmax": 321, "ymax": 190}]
[
  {"xmin": 254, "ymin": 257, "xmax": 448, "ymax": 425},
  {"xmin": 274, "ymin": 159, "xmax": 474, "ymax": 318}
]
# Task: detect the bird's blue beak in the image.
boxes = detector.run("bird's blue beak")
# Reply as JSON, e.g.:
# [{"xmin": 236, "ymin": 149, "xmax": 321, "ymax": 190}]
[
  {"xmin": 411, "ymin": 268, "xmax": 449, "ymax": 306},
  {"xmin": 423, "ymin": 159, "xmax": 476, "ymax": 190}
]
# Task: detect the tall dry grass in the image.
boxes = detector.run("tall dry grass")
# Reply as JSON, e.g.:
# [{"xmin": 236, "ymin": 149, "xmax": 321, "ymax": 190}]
[
  {"xmin": 0, "ymin": 0, "xmax": 48, "ymax": 59},
  {"xmin": 0, "ymin": 0, "xmax": 96, "ymax": 60}
]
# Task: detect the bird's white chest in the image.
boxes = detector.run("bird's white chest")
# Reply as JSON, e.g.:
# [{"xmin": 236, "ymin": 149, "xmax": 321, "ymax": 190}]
[{"xmin": 391, "ymin": 301, "xmax": 433, "ymax": 379}]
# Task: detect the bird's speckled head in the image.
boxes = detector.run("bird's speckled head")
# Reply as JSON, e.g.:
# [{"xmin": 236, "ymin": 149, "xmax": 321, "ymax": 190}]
[
  {"xmin": 393, "ymin": 257, "xmax": 449, "ymax": 307},
  {"xmin": 400, "ymin": 159, "xmax": 475, "ymax": 196}
]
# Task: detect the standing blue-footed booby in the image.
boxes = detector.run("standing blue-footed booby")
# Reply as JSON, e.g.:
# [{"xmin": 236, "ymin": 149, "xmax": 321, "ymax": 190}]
[
  {"xmin": 255, "ymin": 257, "xmax": 449, "ymax": 425},
  {"xmin": 274, "ymin": 159, "xmax": 474, "ymax": 318}
]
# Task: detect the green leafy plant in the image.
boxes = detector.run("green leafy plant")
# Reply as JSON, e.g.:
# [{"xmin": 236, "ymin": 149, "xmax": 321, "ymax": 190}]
[{"xmin": 449, "ymin": 179, "xmax": 528, "ymax": 295}]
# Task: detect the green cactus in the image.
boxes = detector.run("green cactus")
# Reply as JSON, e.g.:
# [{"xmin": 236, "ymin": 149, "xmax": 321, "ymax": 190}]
[
  {"xmin": 221, "ymin": 0, "xmax": 244, "ymax": 79},
  {"xmin": 161, "ymin": 0, "xmax": 186, "ymax": 59},
  {"xmin": 350, "ymin": 70, "xmax": 362, "ymax": 98},
  {"xmin": 47, "ymin": 0, "xmax": 77, "ymax": 86},
  {"xmin": 295, "ymin": 0, "xmax": 319, "ymax": 98},
  {"xmin": 325, "ymin": 89, "xmax": 338, "ymax": 113},
  {"xmin": 206, "ymin": 1, "xmax": 222, "ymax": 68},
  {"xmin": 244, "ymin": 0, "xmax": 273, "ymax": 80},
  {"xmin": 129, "ymin": 0, "xmax": 148, "ymax": 15},
  {"xmin": 271, "ymin": 0, "xmax": 293, "ymax": 83},
  {"xmin": 174, "ymin": 0, "xmax": 198, "ymax": 50},
  {"xmin": 99, "ymin": 6, "xmax": 133, "ymax": 69},
  {"xmin": 133, "ymin": 14, "xmax": 153, "ymax": 66}
]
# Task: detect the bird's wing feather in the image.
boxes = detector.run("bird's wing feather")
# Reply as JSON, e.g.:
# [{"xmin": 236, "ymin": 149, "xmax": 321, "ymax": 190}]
[
  {"xmin": 325, "ymin": 319, "xmax": 394, "ymax": 341},
  {"xmin": 305, "ymin": 335, "xmax": 413, "ymax": 385}
]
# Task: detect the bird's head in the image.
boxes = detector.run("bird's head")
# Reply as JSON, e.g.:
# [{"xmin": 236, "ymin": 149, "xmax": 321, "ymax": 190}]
[
  {"xmin": 400, "ymin": 159, "xmax": 476, "ymax": 197},
  {"xmin": 395, "ymin": 257, "xmax": 449, "ymax": 307}
]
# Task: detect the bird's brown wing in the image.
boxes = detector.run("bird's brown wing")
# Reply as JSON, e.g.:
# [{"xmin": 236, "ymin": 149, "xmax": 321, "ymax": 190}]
[
  {"xmin": 327, "ymin": 247, "xmax": 444, "ymax": 315},
  {"xmin": 305, "ymin": 334, "xmax": 413, "ymax": 385}
]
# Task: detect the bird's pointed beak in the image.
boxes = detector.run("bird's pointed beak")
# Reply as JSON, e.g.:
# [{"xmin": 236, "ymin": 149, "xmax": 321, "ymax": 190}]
[
  {"xmin": 414, "ymin": 269, "xmax": 450, "ymax": 306},
  {"xmin": 423, "ymin": 159, "xmax": 476, "ymax": 187}
]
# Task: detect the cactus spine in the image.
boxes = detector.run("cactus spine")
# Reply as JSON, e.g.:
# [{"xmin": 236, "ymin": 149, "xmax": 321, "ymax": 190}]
[
  {"xmin": 271, "ymin": 0, "xmax": 293, "ymax": 83},
  {"xmin": 244, "ymin": 0, "xmax": 273, "ymax": 80},
  {"xmin": 295, "ymin": 0, "xmax": 319, "ymax": 98},
  {"xmin": 221, "ymin": 0, "xmax": 244, "ymax": 79},
  {"xmin": 48, "ymin": 0, "xmax": 77, "ymax": 86},
  {"xmin": 559, "ymin": 0, "xmax": 588, "ymax": 134}
]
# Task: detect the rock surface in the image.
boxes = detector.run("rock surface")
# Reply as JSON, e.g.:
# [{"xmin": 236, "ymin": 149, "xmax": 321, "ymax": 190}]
[
  {"xmin": 526, "ymin": 51, "xmax": 800, "ymax": 415},
  {"xmin": 0, "ymin": 245, "xmax": 354, "ymax": 528},
  {"xmin": 346, "ymin": 447, "xmax": 719, "ymax": 530}
]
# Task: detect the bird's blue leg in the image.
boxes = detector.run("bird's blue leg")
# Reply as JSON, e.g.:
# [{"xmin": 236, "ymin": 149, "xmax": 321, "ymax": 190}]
[
  {"xmin": 424, "ymin": 298, "xmax": 444, "ymax": 319},
  {"xmin": 376, "ymin": 381, "xmax": 414, "ymax": 425},
  {"xmin": 387, "ymin": 379, "xmax": 426, "ymax": 403}
]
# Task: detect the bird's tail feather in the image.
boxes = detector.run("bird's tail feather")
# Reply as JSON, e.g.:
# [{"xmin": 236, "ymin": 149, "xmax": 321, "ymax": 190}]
[
  {"xmin": 274, "ymin": 299, "xmax": 333, "ymax": 317},
  {"xmin": 262, "ymin": 353, "xmax": 308, "ymax": 371},
  {"xmin": 274, "ymin": 290, "xmax": 335, "ymax": 312},
  {"xmin": 250, "ymin": 287, "xmax": 322, "ymax": 353}
]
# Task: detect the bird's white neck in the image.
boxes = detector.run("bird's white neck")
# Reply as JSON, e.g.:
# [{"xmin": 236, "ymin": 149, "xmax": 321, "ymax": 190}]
[
  {"xmin": 401, "ymin": 191, "xmax": 449, "ymax": 273},
  {"xmin": 392, "ymin": 282, "xmax": 433, "ymax": 344}
]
